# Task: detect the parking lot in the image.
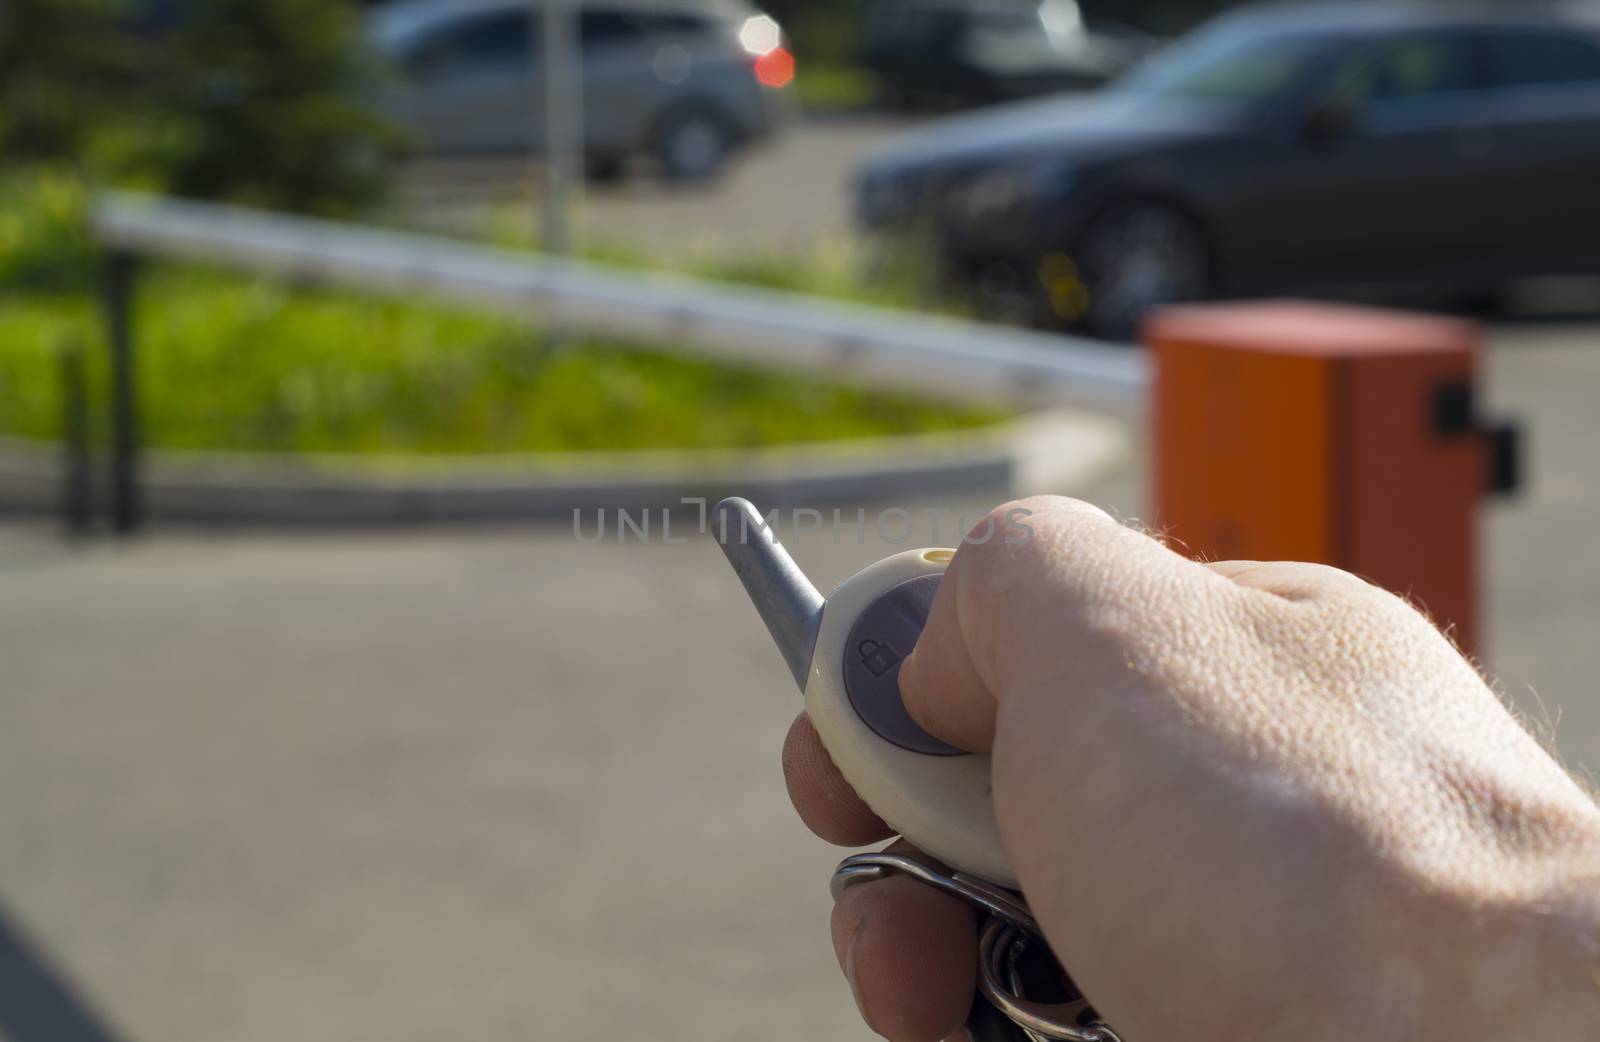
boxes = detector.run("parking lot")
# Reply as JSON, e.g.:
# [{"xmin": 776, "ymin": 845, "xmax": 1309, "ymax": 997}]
[
  {"xmin": 3, "ymin": 311, "xmax": 1597, "ymax": 1042},
  {"xmin": 12, "ymin": 0, "xmax": 1600, "ymax": 1038},
  {"xmin": 398, "ymin": 113, "xmax": 920, "ymax": 260}
]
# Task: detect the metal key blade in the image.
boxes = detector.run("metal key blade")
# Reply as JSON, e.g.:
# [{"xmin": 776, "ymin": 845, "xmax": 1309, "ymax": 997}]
[{"xmin": 712, "ymin": 497, "xmax": 823, "ymax": 692}]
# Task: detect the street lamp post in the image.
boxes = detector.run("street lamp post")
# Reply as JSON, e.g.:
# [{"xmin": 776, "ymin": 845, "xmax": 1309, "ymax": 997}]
[{"xmin": 537, "ymin": 0, "xmax": 582, "ymax": 257}]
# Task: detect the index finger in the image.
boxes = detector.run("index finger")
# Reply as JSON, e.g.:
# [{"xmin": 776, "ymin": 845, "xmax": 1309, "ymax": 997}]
[{"xmin": 783, "ymin": 712, "xmax": 896, "ymax": 847}]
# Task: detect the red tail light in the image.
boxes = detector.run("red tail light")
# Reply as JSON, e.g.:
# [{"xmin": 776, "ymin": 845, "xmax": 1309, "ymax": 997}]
[{"xmin": 754, "ymin": 46, "xmax": 795, "ymax": 89}]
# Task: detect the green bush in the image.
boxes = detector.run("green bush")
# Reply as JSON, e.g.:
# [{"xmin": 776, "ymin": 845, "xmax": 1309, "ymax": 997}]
[
  {"xmin": 0, "ymin": 0, "xmax": 144, "ymax": 161},
  {"xmin": 152, "ymin": 0, "xmax": 398, "ymax": 216},
  {"xmin": 0, "ymin": 166, "xmax": 97, "ymax": 292}
]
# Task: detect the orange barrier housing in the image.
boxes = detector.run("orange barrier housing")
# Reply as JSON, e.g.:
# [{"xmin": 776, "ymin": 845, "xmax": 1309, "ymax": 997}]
[{"xmin": 1148, "ymin": 301, "xmax": 1496, "ymax": 655}]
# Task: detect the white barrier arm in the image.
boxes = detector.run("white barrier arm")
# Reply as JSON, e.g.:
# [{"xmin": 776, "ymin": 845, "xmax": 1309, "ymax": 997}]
[{"xmin": 92, "ymin": 191, "xmax": 1148, "ymax": 414}]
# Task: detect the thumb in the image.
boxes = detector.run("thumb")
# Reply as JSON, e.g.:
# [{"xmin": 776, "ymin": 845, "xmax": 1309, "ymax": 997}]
[
  {"xmin": 897, "ymin": 553, "xmax": 997, "ymax": 752},
  {"xmin": 900, "ymin": 496, "xmax": 1214, "ymax": 753}
]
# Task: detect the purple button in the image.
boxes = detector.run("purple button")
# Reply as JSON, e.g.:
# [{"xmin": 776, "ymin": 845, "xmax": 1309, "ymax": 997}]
[{"xmin": 842, "ymin": 575, "xmax": 968, "ymax": 757}]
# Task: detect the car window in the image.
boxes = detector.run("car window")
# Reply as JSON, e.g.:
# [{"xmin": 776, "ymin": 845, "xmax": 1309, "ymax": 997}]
[
  {"xmin": 1487, "ymin": 30, "xmax": 1600, "ymax": 87},
  {"xmin": 581, "ymin": 12, "xmax": 646, "ymax": 48},
  {"xmin": 1114, "ymin": 24, "xmax": 1327, "ymax": 103},
  {"xmin": 582, "ymin": 11, "xmax": 708, "ymax": 48},
  {"xmin": 409, "ymin": 13, "xmax": 534, "ymax": 78},
  {"xmin": 967, "ymin": 10, "xmax": 1045, "ymax": 35},
  {"xmin": 647, "ymin": 14, "xmax": 709, "ymax": 36},
  {"xmin": 964, "ymin": 7, "xmax": 1063, "ymax": 64},
  {"xmin": 869, "ymin": 7, "xmax": 960, "ymax": 54},
  {"xmin": 1322, "ymin": 35, "xmax": 1480, "ymax": 107}
]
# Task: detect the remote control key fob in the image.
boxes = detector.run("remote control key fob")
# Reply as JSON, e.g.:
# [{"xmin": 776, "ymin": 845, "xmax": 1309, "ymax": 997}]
[{"xmin": 714, "ymin": 498, "xmax": 1013, "ymax": 887}]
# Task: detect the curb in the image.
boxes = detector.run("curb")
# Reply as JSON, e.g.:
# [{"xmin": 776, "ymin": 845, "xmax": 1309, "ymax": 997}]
[{"xmin": 0, "ymin": 410, "xmax": 1126, "ymax": 526}]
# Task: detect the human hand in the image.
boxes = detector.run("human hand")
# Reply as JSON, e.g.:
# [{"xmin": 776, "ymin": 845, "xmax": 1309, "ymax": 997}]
[{"xmin": 783, "ymin": 497, "xmax": 1600, "ymax": 1042}]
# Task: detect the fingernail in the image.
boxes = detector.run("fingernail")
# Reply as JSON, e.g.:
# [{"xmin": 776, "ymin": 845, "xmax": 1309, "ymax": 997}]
[{"xmin": 897, "ymin": 652, "xmax": 924, "ymax": 711}]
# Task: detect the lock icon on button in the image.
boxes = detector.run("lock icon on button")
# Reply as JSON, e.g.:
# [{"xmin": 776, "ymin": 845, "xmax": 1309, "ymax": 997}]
[{"xmin": 858, "ymin": 639, "xmax": 901, "ymax": 678}]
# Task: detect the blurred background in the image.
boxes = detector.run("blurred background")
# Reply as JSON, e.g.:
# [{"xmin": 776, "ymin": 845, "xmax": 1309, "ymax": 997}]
[{"xmin": 3, "ymin": 1, "xmax": 1599, "ymax": 1040}]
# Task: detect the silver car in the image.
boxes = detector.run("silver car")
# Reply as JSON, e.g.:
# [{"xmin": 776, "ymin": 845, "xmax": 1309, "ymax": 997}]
[{"xmin": 368, "ymin": 0, "xmax": 793, "ymax": 180}]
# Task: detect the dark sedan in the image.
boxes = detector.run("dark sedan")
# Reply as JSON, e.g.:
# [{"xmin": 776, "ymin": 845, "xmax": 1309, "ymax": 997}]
[
  {"xmin": 862, "ymin": 0, "xmax": 1157, "ymax": 110},
  {"xmin": 855, "ymin": 1, "xmax": 1600, "ymax": 339}
]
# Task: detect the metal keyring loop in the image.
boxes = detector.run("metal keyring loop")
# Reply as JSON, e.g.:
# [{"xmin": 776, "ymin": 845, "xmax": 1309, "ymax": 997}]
[
  {"xmin": 978, "ymin": 920, "xmax": 1117, "ymax": 1042},
  {"xmin": 831, "ymin": 851, "xmax": 1037, "ymax": 930},
  {"xmin": 832, "ymin": 852, "xmax": 1122, "ymax": 1042}
]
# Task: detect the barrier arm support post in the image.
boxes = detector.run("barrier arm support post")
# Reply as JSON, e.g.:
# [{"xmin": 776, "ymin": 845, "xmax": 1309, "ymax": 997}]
[
  {"xmin": 104, "ymin": 250, "xmax": 141, "ymax": 535},
  {"xmin": 1149, "ymin": 301, "xmax": 1520, "ymax": 659}
]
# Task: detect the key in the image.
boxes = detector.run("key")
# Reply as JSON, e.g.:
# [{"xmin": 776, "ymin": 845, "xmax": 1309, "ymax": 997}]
[{"xmin": 712, "ymin": 497, "xmax": 1011, "ymax": 885}]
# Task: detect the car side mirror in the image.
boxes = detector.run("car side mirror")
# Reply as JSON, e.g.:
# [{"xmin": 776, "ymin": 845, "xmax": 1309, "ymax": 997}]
[{"xmin": 1302, "ymin": 98, "xmax": 1357, "ymax": 143}]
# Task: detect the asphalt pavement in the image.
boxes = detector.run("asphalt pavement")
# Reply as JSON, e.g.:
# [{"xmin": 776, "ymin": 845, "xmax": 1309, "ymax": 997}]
[
  {"xmin": 0, "ymin": 497, "xmax": 1015, "ymax": 1042},
  {"xmin": 398, "ymin": 113, "xmax": 918, "ymax": 261},
  {"xmin": 1483, "ymin": 315, "xmax": 1600, "ymax": 778}
]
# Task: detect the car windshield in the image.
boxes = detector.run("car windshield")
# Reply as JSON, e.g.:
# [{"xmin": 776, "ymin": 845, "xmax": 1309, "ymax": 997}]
[{"xmin": 1112, "ymin": 21, "xmax": 1331, "ymax": 104}]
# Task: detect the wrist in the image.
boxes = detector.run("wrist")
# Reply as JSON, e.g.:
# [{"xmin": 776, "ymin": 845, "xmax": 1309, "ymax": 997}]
[
  {"xmin": 1505, "ymin": 867, "xmax": 1600, "ymax": 1035},
  {"xmin": 1384, "ymin": 824, "xmax": 1600, "ymax": 1040}
]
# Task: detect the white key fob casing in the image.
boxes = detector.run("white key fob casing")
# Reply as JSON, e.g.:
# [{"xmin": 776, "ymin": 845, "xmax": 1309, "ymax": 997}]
[{"xmin": 715, "ymin": 500, "xmax": 1014, "ymax": 888}]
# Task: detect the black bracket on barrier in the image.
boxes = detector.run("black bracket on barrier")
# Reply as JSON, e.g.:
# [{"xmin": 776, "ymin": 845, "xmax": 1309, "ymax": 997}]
[
  {"xmin": 1432, "ymin": 381, "xmax": 1522, "ymax": 498},
  {"xmin": 1486, "ymin": 421, "xmax": 1522, "ymax": 496}
]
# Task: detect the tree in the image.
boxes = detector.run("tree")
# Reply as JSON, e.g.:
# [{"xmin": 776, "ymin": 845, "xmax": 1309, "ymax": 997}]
[
  {"xmin": 0, "ymin": 0, "xmax": 144, "ymax": 159},
  {"xmin": 0, "ymin": 0, "xmax": 397, "ymax": 216},
  {"xmin": 155, "ymin": 0, "xmax": 397, "ymax": 215}
]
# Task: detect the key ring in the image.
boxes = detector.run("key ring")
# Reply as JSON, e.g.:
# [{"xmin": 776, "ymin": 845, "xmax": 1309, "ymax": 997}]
[{"xmin": 832, "ymin": 852, "xmax": 1122, "ymax": 1042}]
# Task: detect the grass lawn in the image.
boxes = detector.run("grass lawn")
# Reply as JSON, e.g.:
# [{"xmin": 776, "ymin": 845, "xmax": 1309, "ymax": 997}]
[{"xmin": 0, "ymin": 266, "xmax": 1004, "ymax": 456}]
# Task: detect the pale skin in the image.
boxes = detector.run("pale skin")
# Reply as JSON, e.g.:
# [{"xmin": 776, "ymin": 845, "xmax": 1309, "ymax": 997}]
[{"xmin": 782, "ymin": 497, "xmax": 1600, "ymax": 1042}]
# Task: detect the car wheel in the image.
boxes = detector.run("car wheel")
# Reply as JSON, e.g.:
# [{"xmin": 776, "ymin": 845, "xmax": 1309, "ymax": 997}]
[
  {"xmin": 655, "ymin": 109, "xmax": 732, "ymax": 183},
  {"xmin": 1073, "ymin": 201, "xmax": 1211, "ymax": 342},
  {"xmin": 875, "ymin": 80, "xmax": 913, "ymax": 113}
]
